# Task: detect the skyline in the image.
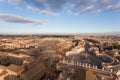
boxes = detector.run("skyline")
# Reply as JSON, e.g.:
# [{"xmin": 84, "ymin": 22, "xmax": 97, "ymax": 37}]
[{"xmin": 0, "ymin": 0, "xmax": 120, "ymax": 34}]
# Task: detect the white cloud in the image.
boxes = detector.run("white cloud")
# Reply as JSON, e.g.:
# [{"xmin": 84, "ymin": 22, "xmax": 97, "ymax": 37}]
[
  {"xmin": 74, "ymin": 13, "xmax": 79, "ymax": 16},
  {"xmin": 0, "ymin": 0, "xmax": 120, "ymax": 15},
  {"xmin": 107, "ymin": 2, "xmax": 120, "ymax": 10},
  {"xmin": 27, "ymin": 6, "xmax": 57, "ymax": 16},
  {"xmin": 0, "ymin": 14, "xmax": 47, "ymax": 24},
  {"xmin": 96, "ymin": 9, "xmax": 102, "ymax": 13},
  {"xmin": 101, "ymin": 0, "xmax": 114, "ymax": 4}
]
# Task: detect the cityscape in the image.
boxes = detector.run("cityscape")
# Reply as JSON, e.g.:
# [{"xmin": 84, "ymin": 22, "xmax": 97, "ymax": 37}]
[
  {"xmin": 0, "ymin": 0, "xmax": 120, "ymax": 80},
  {"xmin": 0, "ymin": 35, "xmax": 119, "ymax": 80}
]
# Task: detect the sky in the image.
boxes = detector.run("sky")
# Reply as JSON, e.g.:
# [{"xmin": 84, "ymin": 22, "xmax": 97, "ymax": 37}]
[{"xmin": 0, "ymin": 0, "xmax": 120, "ymax": 34}]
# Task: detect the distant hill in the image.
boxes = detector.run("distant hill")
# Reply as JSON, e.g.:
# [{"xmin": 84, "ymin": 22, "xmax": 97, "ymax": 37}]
[
  {"xmin": 75, "ymin": 32, "xmax": 120, "ymax": 36},
  {"xmin": 0, "ymin": 32, "xmax": 120, "ymax": 36}
]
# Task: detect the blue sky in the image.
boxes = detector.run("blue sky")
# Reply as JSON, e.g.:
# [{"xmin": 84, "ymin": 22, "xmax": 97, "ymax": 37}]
[{"xmin": 0, "ymin": 0, "xmax": 120, "ymax": 34}]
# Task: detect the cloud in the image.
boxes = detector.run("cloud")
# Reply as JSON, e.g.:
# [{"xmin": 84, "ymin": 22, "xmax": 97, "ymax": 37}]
[
  {"xmin": 107, "ymin": 2, "xmax": 120, "ymax": 11},
  {"xmin": 101, "ymin": 0, "xmax": 114, "ymax": 4},
  {"xmin": 27, "ymin": 6, "xmax": 57, "ymax": 16},
  {"xmin": 25, "ymin": 0, "xmax": 68, "ymax": 11},
  {"xmin": 46, "ymin": 0, "xmax": 68, "ymax": 11},
  {"xmin": 70, "ymin": 0, "xmax": 116, "ymax": 15},
  {"xmin": 0, "ymin": 14, "xmax": 47, "ymax": 24},
  {"xmin": 6, "ymin": 0, "xmax": 26, "ymax": 7},
  {"xmin": 1, "ymin": 0, "xmax": 56, "ymax": 16},
  {"xmin": 1, "ymin": 0, "xmax": 120, "ymax": 15},
  {"xmin": 71, "ymin": 0, "xmax": 96, "ymax": 9}
]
